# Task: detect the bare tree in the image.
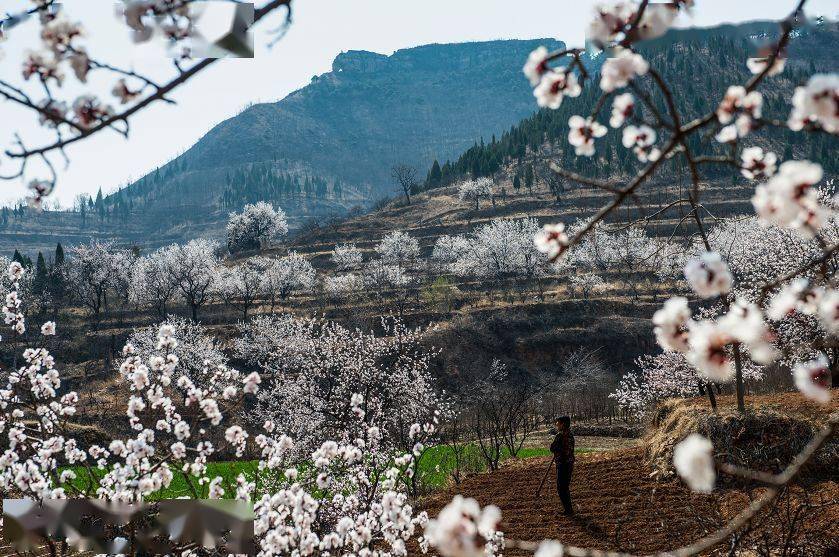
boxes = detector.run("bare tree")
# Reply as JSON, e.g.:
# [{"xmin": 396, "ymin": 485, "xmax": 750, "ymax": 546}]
[{"xmin": 391, "ymin": 164, "xmax": 418, "ymax": 204}]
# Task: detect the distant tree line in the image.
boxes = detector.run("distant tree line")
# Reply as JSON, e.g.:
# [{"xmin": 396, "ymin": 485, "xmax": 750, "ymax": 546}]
[
  {"xmin": 421, "ymin": 34, "xmax": 838, "ymax": 191},
  {"xmin": 219, "ymin": 163, "xmax": 344, "ymax": 209}
]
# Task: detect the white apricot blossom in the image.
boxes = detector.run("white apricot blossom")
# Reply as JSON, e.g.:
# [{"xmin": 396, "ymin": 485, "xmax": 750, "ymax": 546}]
[
  {"xmin": 652, "ymin": 296, "xmax": 691, "ymax": 353},
  {"xmin": 673, "ymin": 434, "xmax": 716, "ymax": 493},
  {"xmin": 686, "ymin": 320, "xmax": 735, "ymax": 382},
  {"xmin": 752, "ymin": 160, "xmax": 832, "ymax": 237},
  {"xmin": 622, "ymin": 124, "xmax": 660, "ymax": 162},
  {"xmin": 534, "ymin": 223, "xmax": 569, "ymax": 260},
  {"xmin": 610, "ymin": 92, "xmax": 634, "ymax": 128},
  {"xmin": 740, "ymin": 146, "xmax": 777, "ymax": 181},
  {"xmin": 747, "ymin": 55, "xmax": 785, "ymax": 77},
  {"xmin": 568, "ymin": 115, "xmax": 607, "ymax": 156},
  {"xmin": 599, "ymin": 50, "xmax": 648, "ymax": 92},
  {"xmin": 793, "ymin": 354, "xmax": 832, "ymax": 404},
  {"xmin": 788, "ymin": 73, "xmax": 839, "ymax": 133},
  {"xmin": 424, "ymin": 495, "xmax": 501, "ymax": 557},
  {"xmin": 534, "ymin": 70, "xmax": 581, "ymax": 109},
  {"xmin": 523, "ymin": 45, "xmax": 550, "ymax": 87},
  {"xmin": 684, "ymin": 251, "xmax": 732, "ymax": 298}
]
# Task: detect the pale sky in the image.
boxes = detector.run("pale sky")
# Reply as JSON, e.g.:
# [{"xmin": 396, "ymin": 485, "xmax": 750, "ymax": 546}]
[{"xmin": 0, "ymin": 0, "xmax": 835, "ymax": 207}]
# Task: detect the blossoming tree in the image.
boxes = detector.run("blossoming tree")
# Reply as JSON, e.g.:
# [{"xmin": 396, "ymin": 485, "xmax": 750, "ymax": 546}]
[{"xmin": 226, "ymin": 201, "xmax": 289, "ymax": 253}]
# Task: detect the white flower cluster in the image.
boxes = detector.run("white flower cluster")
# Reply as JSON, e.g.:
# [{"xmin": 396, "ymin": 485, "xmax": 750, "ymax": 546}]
[
  {"xmin": 740, "ymin": 146, "xmax": 777, "ymax": 181},
  {"xmin": 331, "ymin": 243, "xmax": 364, "ymax": 271},
  {"xmin": 534, "ymin": 70, "xmax": 582, "ymax": 110},
  {"xmin": 437, "ymin": 218, "xmax": 548, "ymax": 280},
  {"xmin": 600, "ymin": 50, "xmax": 648, "ymax": 92},
  {"xmin": 587, "ymin": 1, "xmax": 684, "ymax": 46},
  {"xmin": 683, "ymin": 251, "xmax": 733, "ymax": 299},
  {"xmin": 622, "ymin": 124, "xmax": 660, "ymax": 162},
  {"xmin": 118, "ymin": 0, "xmax": 198, "ymax": 45},
  {"xmin": 652, "ymin": 246, "xmax": 836, "ymax": 404},
  {"xmin": 3, "ymin": 262, "xmax": 26, "ymax": 335},
  {"xmin": 568, "ymin": 115, "xmax": 607, "ymax": 157},
  {"xmin": 752, "ymin": 161, "xmax": 833, "ymax": 238},
  {"xmin": 767, "ymin": 278, "xmax": 838, "ymax": 332},
  {"xmin": 457, "ymin": 177, "xmax": 494, "ymax": 209},
  {"xmin": 650, "ymin": 253, "xmax": 782, "ymax": 382},
  {"xmin": 610, "ymin": 92, "xmax": 634, "ymax": 128},
  {"xmin": 715, "ymin": 86, "xmax": 762, "ymax": 143},
  {"xmin": 673, "ymin": 433, "xmax": 715, "ymax": 493},
  {"xmin": 226, "ymin": 201, "xmax": 289, "ymax": 251},
  {"xmin": 788, "ymin": 73, "xmax": 839, "ymax": 134},
  {"xmin": 534, "ymin": 223, "xmax": 569, "ymax": 260},
  {"xmin": 423, "ymin": 495, "xmax": 501, "ymax": 557}
]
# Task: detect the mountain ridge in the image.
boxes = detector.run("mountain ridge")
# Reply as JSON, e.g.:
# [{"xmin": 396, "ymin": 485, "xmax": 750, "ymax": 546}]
[{"xmin": 1, "ymin": 21, "xmax": 836, "ymax": 257}]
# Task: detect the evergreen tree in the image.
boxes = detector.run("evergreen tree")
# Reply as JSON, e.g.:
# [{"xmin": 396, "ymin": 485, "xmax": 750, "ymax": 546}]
[
  {"xmin": 428, "ymin": 160, "xmax": 442, "ymax": 186},
  {"xmin": 95, "ymin": 188, "xmax": 105, "ymax": 219},
  {"xmin": 513, "ymin": 173, "xmax": 521, "ymax": 194},
  {"xmin": 52, "ymin": 242, "xmax": 67, "ymax": 309},
  {"xmin": 34, "ymin": 252, "xmax": 48, "ymax": 295},
  {"xmin": 524, "ymin": 164, "xmax": 534, "ymax": 195},
  {"xmin": 55, "ymin": 243, "xmax": 65, "ymax": 267},
  {"xmin": 12, "ymin": 249, "xmax": 31, "ymax": 267}
]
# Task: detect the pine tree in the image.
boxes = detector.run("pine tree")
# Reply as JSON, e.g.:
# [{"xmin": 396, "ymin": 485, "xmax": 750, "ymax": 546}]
[
  {"xmin": 95, "ymin": 188, "xmax": 105, "ymax": 220},
  {"xmin": 55, "ymin": 243, "xmax": 65, "ymax": 267},
  {"xmin": 46, "ymin": 243, "xmax": 67, "ymax": 315},
  {"xmin": 513, "ymin": 173, "xmax": 521, "ymax": 194},
  {"xmin": 428, "ymin": 160, "xmax": 442, "ymax": 187},
  {"xmin": 34, "ymin": 252, "xmax": 48, "ymax": 294},
  {"xmin": 524, "ymin": 164, "xmax": 534, "ymax": 195},
  {"xmin": 12, "ymin": 249, "xmax": 31, "ymax": 267}
]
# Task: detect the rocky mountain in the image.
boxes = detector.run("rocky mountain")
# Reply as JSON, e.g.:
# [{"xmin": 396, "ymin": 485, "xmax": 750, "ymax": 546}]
[
  {"xmin": 1, "ymin": 38, "xmax": 573, "ymax": 255},
  {"xmin": 2, "ymin": 20, "xmax": 836, "ymax": 257},
  {"xmin": 111, "ymin": 38, "xmax": 571, "ymax": 222}
]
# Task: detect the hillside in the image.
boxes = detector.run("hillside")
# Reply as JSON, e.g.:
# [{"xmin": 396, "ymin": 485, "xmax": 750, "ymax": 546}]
[
  {"xmin": 3, "ymin": 20, "xmax": 836, "ymax": 260},
  {"xmin": 0, "ymin": 38, "xmax": 573, "ymax": 256},
  {"xmin": 422, "ymin": 20, "xmax": 839, "ymax": 188}
]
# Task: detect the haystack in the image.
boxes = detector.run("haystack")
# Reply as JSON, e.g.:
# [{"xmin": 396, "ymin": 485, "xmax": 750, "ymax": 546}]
[{"xmin": 646, "ymin": 396, "xmax": 837, "ymax": 481}]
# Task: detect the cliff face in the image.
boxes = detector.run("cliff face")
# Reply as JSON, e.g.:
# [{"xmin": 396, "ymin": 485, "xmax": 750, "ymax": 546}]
[{"xmin": 171, "ymin": 38, "xmax": 568, "ymax": 192}]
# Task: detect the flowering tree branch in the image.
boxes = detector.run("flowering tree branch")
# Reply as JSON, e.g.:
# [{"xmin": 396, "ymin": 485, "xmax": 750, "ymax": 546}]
[{"xmin": 0, "ymin": 0, "xmax": 294, "ymax": 205}]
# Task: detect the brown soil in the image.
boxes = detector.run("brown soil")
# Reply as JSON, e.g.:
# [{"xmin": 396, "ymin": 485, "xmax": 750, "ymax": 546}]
[
  {"xmin": 420, "ymin": 393, "xmax": 839, "ymax": 556},
  {"xmin": 421, "ymin": 447, "xmax": 838, "ymax": 555}
]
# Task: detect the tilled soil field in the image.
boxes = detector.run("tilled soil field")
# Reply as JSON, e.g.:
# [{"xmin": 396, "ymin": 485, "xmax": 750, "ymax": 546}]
[{"xmin": 421, "ymin": 446, "xmax": 839, "ymax": 555}]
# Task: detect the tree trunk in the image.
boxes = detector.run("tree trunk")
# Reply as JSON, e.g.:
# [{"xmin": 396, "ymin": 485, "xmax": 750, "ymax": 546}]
[
  {"xmin": 733, "ymin": 343, "xmax": 746, "ymax": 412},
  {"xmin": 191, "ymin": 303, "xmax": 198, "ymax": 323},
  {"xmin": 705, "ymin": 382, "xmax": 717, "ymax": 412}
]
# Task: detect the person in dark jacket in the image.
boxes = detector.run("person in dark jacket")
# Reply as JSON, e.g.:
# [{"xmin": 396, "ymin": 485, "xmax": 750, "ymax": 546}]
[{"xmin": 549, "ymin": 415, "xmax": 575, "ymax": 516}]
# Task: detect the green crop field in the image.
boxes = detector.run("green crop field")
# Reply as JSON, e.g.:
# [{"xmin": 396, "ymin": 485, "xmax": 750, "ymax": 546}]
[{"xmin": 60, "ymin": 444, "xmax": 591, "ymax": 499}]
